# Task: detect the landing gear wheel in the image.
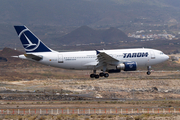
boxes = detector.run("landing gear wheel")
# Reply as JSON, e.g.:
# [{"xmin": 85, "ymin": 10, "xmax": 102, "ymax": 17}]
[
  {"xmin": 147, "ymin": 66, "xmax": 151, "ymax": 75},
  {"xmin": 99, "ymin": 73, "xmax": 104, "ymax": 77},
  {"xmin": 147, "ymin": 71, "xmax": 151, "ymax": 75},
  {"xmin": 95, "ymin": 74, "xmax": 99, "ymax": 79},
  {"xmin": 104, "ymin": 73, "xmax": 109, "ymax": 78},
  {"xmin": 90, "ymin": 74, "xmax": 95, "ymax": 78}
]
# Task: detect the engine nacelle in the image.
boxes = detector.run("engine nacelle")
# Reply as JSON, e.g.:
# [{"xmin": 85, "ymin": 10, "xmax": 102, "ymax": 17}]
[
  {"xmin": 108, "ymin": 69, "xmax": 121, "ymax": 73},
  {"xmin": 116, "ymin": 61, "xmax": 137, "ymax": 71}
]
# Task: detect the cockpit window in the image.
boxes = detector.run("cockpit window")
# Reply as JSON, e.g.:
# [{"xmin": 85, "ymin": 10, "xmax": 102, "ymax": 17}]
[{"xmin": 160, "ymin": 52, "xmax": 164, "ymax": 55}]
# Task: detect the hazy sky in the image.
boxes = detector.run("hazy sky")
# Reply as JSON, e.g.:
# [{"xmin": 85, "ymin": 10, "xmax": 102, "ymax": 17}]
[{"xmin": 0, "ymin": 0, "xmax": 179, "ymax": 26}]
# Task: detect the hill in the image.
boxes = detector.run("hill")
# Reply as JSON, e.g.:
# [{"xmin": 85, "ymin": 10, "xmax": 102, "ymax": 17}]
[
  {"xmin": 60, "ymin": 26, "xmax": 130, "ymax": 45},
  {"xmin": 0, "ymin": 48, "xmax": 22, "ymax": 61}
]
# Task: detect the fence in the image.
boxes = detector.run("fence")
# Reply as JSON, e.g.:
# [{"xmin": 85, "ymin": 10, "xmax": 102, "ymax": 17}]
[{"xmin": 0, "ymin": 108, "xmax": 180, "ymax": 115}]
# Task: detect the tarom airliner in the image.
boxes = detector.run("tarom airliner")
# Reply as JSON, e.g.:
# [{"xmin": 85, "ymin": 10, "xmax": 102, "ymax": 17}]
[{"xmin": 13, "ymin": 26, "xmax": 169, "ymax": 78}]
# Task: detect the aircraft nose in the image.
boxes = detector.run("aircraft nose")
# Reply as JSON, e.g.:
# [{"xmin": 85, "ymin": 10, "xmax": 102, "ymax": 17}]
[{"xmin": 164, "ymin": 54, "xmax": 169, "ymax": 61}]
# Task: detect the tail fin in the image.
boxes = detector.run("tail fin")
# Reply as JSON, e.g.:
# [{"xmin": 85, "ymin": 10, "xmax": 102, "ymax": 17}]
[{"xmin": 14, "ymin": 26, "xmax": 52, "ymax": 53}]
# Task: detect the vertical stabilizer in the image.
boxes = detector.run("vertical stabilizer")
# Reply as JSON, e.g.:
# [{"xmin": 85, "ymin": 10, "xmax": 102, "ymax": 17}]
[{"xmin": 14, "ymin": 26, "xmax": 52, "ymax": 53}]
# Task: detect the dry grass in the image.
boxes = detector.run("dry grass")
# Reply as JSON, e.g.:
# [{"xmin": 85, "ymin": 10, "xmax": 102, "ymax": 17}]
[{"xmin": 0, "ymin": 114, "xmax": 178, "ymax": 120}]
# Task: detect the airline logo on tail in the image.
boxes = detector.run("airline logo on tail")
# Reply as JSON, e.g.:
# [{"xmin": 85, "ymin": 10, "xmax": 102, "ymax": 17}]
[
  {"xmin": 23, "ymin": 33, "xmax": 38, "ymax": 49},
  {"xmin": 20, "ymin": 30, "xmax": 40, "ymax": 52},
  {"xmin": 14, "ymin": 26, "xmax": 52, "ymax": 53}
]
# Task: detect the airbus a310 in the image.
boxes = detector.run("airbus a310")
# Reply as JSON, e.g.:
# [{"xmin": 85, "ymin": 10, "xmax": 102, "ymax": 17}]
[{"xmin": 13, "ymin": 26, "xmax": 169, "ymax": 78}]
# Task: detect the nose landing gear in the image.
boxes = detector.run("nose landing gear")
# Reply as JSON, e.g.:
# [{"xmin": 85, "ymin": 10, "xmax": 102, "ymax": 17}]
[{"xmin": 147, "ymin": 66, "xmax": 151, "ymax": 75}]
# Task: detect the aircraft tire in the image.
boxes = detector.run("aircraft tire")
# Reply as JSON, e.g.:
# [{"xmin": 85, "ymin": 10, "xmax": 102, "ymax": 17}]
[
  {"xmin": 90, "ymin": 74, "xmax": 95, "ymax": 78},
  {"xmin": 104, "ymin": 73, "xmax": 109, "ymax": 78},
  {"xmin": 99, "ymin": 73, "xmax": 104, "ymax": 77},
  {"xmin": 95, "ymin": 74, "xmax": 99, "ymax": 79},
  {"xmin": 147, "ymin": 71, "xmax": 151, "ymax": 75}
]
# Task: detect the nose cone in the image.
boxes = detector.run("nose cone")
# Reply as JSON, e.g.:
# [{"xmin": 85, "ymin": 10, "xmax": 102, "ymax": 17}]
[
  {"xmin": 165, "ymin": 55, "xmax": 169, "ymax": 60},
  {"xmin": 163, "ymin": 54, "xmax": 169, "ymax": 62}
]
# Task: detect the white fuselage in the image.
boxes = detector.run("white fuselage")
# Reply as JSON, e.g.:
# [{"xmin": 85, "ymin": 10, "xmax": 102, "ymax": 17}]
[{"xmin": 19, "ymin": 48, "xmax": 169, "ymax": 70}]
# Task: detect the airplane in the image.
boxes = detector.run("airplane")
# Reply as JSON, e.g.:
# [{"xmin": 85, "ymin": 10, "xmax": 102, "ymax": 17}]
[{"xmin": 13, "ymin": 25, "xmax": 169, "ymax": 79}]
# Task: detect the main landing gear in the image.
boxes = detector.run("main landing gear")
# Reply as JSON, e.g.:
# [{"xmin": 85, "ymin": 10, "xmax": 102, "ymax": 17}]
[
  {"xmin": 147, "ymin": 66, "xmax": 151, "ymax": 75},
  {"xmin": 90, "ymin": 73, "xmax": 109, "ymax": 79},
  {"xmin": 90, "ymin": 70, "xmax": 109, "ymax": 79}
]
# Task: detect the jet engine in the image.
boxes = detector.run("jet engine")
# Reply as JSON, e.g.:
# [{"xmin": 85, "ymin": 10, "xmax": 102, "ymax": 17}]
[{"xmin": 116, "ymin": 61, "xmax": 137, "ymax": 71}]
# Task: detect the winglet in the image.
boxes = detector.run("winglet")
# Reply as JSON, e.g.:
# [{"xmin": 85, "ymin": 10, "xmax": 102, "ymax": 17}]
[{"xmin": 96, "ymin": 50, "xmax": 100, "ymax": 55}]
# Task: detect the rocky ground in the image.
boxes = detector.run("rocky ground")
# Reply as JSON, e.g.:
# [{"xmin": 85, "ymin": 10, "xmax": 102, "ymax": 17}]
[
  {"xmin": 1, "ymin": 114, "xmax": 180, "ymax": 120},
  {"xmin": 1, "ymin": 71, "xmax": 180, "ymax": 101}
]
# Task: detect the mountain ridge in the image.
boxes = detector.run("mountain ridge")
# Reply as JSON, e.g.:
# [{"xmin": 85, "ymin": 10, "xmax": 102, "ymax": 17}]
[
  {"xmin": 59, "ymin": 26, "xmax": 130, "ymax": 45},
  {"xmin": 0, "ymin": 0, "xmax": 179, "ymax": 26}
]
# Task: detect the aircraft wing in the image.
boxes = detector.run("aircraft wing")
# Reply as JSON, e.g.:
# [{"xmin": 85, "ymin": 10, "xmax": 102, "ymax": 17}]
[
  {"xmin": 84, "ymin": 61, "xmax": 98, "ymax": 66},
  {"xmin": 95, "ymin": 50, "xmax": 119, "ymax": 68},
  {"xmin": 24, "ymin": 54, "xmax": 43, "ymax": 61}
]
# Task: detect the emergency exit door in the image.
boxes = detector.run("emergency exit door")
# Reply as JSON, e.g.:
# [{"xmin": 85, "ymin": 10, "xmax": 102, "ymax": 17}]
[
  {"xmin": 58, "ymin": 54, "xmax": 63, "ymax": 63},
  {"xmin": 150, "ymin": 51, "xmax": 155, "ymax": 59}
]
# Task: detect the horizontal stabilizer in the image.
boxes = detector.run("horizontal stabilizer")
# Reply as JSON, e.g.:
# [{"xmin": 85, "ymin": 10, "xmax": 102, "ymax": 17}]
[
  {"xmin": 24, "ymin": 54, "xmax": 43, "ymax": 61},
  {"xmin": 11, "ymin": 56, "xmax": 19, "ymax": 58}
]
